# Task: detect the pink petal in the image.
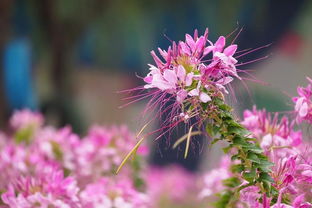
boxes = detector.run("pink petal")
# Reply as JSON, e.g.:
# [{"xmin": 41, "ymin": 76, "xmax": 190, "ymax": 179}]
[
  {"xmin": 176, "ymin": 90, "xmax": 188, "ymax": 103},
  {"xmin": 185, "ymin": 34, "xmax": 196, "ymax": 50},
  {"xmin": 150, "ymin": 50, "xmax": 164, "ymax": 68},
  {"xmin": 214, "ymin": 36, "xmax": 225, "ymax": 52},
  {"xmin": 223, "ymin": 44, "xmax": 237, "ymax": 56},
  {"xmin": 195, "ymin": 36, "xmax": 205, "ymax": 52},
  {"xmin": 188, "ymin": 89, "xmax": 199, "ymax": 96},
  {"xmin": 163, "ymin": 70, "xmax": 177, "ymax": 85},
  {"xmin": 152, "ymin": 74, "xmax": 173, "ymax": 90},
  {"xmin": 179, "ymin": 42, "xmax": 191, "ymax": 55},
  {"xmin": 261, "ymin": 134, "xmax": 272, "ymax": 149},
  {"xmin": 203, "ymin": 46, "xmax": 214, "ymax": 56},
  {"xmin": 185, "ymin": 73, "xmax": 193, "ymax": 86},
  {"xmin": 302, "ymin": 170, "xmax": 312, "ymax": 177},
  {"xmin": 158, "ymin": 47, "xmax": 168, "ymax": 60},
  {"xmin": 177, "ymin": 65, "xmax": 186, "ymax": 81},
  {"xmin": 199, "ymin": 92, "xmax": 211, "ymax": 103},
  {"xmin": 295, "ymin": 97, "xmax": 304, "ymax": 111},
  {"xmin": 216, "ymin": 77, "xmax": 234, "ymax": 85},
  {"xmin": 144, "ymin": 76, "xmax": 152, "ymax": 84},
  {"xmin": 293, "ymin": 194, "xmax": 305, "ymax": 207},
  {"xmin": 299, "ymin": 102, "xmax": 308, "ymax": 117}
]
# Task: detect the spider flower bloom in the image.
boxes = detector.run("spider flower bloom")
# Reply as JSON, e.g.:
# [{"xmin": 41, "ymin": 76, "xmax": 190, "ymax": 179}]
[
  {"xmin": 121, "ymin": 28, "xmax": 263, "ymax": 141},
  {"xmin": 10, "ymin": 109, "xmax": 44, "ymax": 130},
  {"xmin": 1, "ymin": 167, "xmax": 81, "ymax": 208},
  {"xmin": 79, "ymin": 177, "xmax": 149, "ymax": 208},
  {"xmin": 199, "ymin": 156, "xmax": 231, "ymax": 199},
  {"xmin": 75, "ymin": 125, "xmax": 148, "ymax": 183},
  {"xmin": 144, "ymin": 29, "xmax": 240, "ymax": 105},
  {"xmin": 10, "ymin": 110, "xmax": 44, "ymax": 144},
  {"xmin": 146, "ymin": 166, "xmax": 198, "ymax": 206},
  {"xmin": 293, "ymin": 77, "xmax": 312, "ymax": 124},
  {"xmin": 242, "ymin": 106, "xmax": 302, "ymax": 157}
]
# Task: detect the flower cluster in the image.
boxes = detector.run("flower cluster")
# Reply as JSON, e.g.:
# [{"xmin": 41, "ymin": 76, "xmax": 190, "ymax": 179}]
[
  {"xmin": 199, "ymin": 106, "xmax": 312, "ymax": 207},
  {"xmin": 293, "ymin": 77, "xmax": 312, "ymax": 124},
  {"xmin": 242, "ymin": 107, "xmax": 302, "ymax": 157},
  {"xmin": 141, "ymin": 29, "xmax": 242, "ymax": 125},
  {"xmin": 3, "ymin": 29, "xmax": 312, "ymax": 208},
  {"xmin": 0, "ymin": 110, "xmax": 149, "ymax": 208},
  {"xmin": 145, "ymin": 166, "xmax": 202, "ymax": 207}
]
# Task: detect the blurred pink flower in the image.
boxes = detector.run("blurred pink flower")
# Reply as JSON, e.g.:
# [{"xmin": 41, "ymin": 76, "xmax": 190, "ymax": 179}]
[
  {"xmin": 242, "ymin": 107, "xmax": 302, "ymax": 158},
  {"xmin": 199, "ymin": 156, "xmax": 231, "ymax": 198},
  {"xmin": 146, "ymin": 165, "xmax": 198, "ymax": 205},
  {"xmin": 80, "ymin": 177, "xmax": 148, "ymax": 208},
  {"xmin": 10, "ymin": 109, "xmax": 44, "ymax": 130},
  {"xmin": 293, "ymin": 77, "xmax": 312, "ymax": 124},
  {"xmin": 1, "ymin": 167, "xmax": 81, "ymax": 208}
]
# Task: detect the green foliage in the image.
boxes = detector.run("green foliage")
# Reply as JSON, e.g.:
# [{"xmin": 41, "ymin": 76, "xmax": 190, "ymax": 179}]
[
  {"xmin": 206, "ymin": 123, "xmax": 220, "ymax": 138},
  {"xmin": 223, "ymin": 177, "xmax": 242, "ymax": 188},
  {"xmin": 207, "ymin": 98, "xmax": 276, "ymax": 207},
  {"xmin": 230, "ymin": 164, "xmax": 245, "ymax": 173},
  {"xmin": 214, "ymin": 191, "xmax": 233, "ymax": 208},
  {"xmin": 14, "ymin": 127, "xmax": 34, "ymax": 144}
]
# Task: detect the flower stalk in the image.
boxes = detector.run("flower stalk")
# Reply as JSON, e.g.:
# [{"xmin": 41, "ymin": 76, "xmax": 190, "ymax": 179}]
[{"xmin": 205, "ymin": 97, "xmax": 276, "ymax": 207}]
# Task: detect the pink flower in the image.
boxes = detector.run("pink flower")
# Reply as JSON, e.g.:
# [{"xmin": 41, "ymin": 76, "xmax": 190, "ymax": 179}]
[
  {"xmin": 242, "ymin": 107, "xmax": 302, "ymax": 158},
  {"xmin": 143, "ymin": 28, "xmax": 241, "ymax": 105},
  {"xmin": 203, "ymin": 36, "xmax": 240, "ymax": 80},
  {"xmin": 237, "ymin": 186, "xmax": 261, "ymax": 208},
  {"xmin": 293, "ymin": 77, "xmax": 312, "ymax": 124},
  {"xmin": 199, "ymin": 156, "xmax": 231, "ymax": 198},
  {"xmin": 1, "ymin": 167, "xmax": 81, "ymax": 208},
  {"xmin": 80, "ymin": 177, "xmax": 148, "ymax": 208},
  {"xmin": 145, "ymin": 165, "xmax": 199, "ymax": 207},
  {"xmin": 74, "ymin": 125, "xmax": 148, "ymax": 184},
  {"xmin": 10, "ymin": 109, "xmax": 44, "ymax": 130}
]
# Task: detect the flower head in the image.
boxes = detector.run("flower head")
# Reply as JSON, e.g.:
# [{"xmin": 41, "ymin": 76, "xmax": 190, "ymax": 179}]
[
  {"xmin": 75, "ymin": 125, "xmax": 148, "ymax": 184},
  {"xmin": 1, "ymin": 167, "xmax": 81, "ymax": 208},
  {"xmin": 144, "ymin": 29, "xmax": 240, "ymax": 105},
  {"xmin": 242, "ymin": 106, "xmax": 302, "ymax": 157},
  {"xmin": 293, "ymin": 77, "xmax": 312, "ymax": 124},
  {"xmin": 10, "ymin": 109, "xmax": 44, "ymax": 130},
  {"xmin": 80, "ymin": 177, "xmax": 149, "ymax": 208}
]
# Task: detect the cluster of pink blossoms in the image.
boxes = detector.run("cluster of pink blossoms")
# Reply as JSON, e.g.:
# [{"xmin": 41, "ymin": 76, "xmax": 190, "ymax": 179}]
[
  {"xmin": 200, "ymin": 106, "xmax": 312, "ymax": 207},
  {"xmin": 293, "ymin": 77, "xmax": 312, "ymax": 124},
  {"xmin": 144, "ymin": 29, "xmax": 239, "ymax": 105},
  {"xmin": 0, "ymin": 110, "xmax": 149, "ymax": 208},
  {"xmin": 0, "ymin": 110, "xmax": 210, "ymax": 208}
]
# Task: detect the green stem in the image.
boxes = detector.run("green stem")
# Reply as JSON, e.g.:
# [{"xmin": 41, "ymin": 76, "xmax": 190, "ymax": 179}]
[{"xmin": 205, "ymin": 98, "xmax": 276, "ymax": 207}]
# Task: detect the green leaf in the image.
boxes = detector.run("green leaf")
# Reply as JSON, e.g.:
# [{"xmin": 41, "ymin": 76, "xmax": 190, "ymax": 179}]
[
  {"xmin": 247, "ymin": 152, "xmax": 261, "ymax": 163},
  {"xmin": 14, "ymin": 127, "xmax": 34, "ymax": 144},
  {"xmin": 242, "ymin": 170, "xmax": 256, "ymax": 182},
  {"xmin": 222, "ymin": 145, "xmax": 233, "ymax": 153},
  {"xmin": 259, "ymin": 172, "xmax": 274, "ymax": 183},
  {"xmin": 253, "ymin": 160, "xmax": 274, "ymax": 172},
  {"xmin": 227, "ymin": 125, "xmax": 250, "ymax": 136},
  {"xmin": 231, "ymin": 154, "xmax": 240, "ymax": 161},
  {"xmin": 230, "ymin": 164, "xmax": 245, "ymax": 173},
  {"xmin": 242, "ymin": 145, "xmax": 264, "ymax": 154},
  {"xmin": 214, "ymin": 190, "xmax": 233, "ymax": 208},
  {"xmin": 222, "ymin": 177, "xmax": 241, "ymax": 188},
  {"xmin": 206, "ymin": 123, "xmax": 220, "ymax": 138},
  {"xmin": 218, "ymin": 103, "xmax": 232, "ymax": 111},
  {"xmin": 232, "ymin": 136, "xmax": 250, "ymax": 147},
  {"xmin": 210, "ymin": 138, "xmax": 222, "ymax": 146},
  {"xmin": 50, "ymin": 141, "xmax": 63, "ymax": 161}
]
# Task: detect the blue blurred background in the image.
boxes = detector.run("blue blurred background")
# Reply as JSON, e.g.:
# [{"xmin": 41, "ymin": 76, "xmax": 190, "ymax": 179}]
[{"xmin": 0, "ymin": 0, "xmax": 312, "ymax": 170}]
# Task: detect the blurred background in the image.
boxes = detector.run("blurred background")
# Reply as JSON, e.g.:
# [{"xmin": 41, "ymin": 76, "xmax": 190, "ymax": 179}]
[{"xmin": 0, "ymin": 0, "xmax": 311, "ymax": 171}]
